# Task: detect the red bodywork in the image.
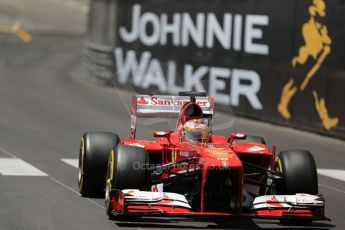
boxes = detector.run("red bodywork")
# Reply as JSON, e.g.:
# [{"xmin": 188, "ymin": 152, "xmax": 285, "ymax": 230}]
[{"xmin": 108, "ymin": 94, "xmax": 325, "ymax": 221}]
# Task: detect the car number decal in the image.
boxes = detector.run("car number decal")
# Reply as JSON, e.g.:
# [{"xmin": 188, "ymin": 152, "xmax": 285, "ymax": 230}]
[{"xmin": 247, "ymin": 146, "xmax": 265, "ymax": 152}]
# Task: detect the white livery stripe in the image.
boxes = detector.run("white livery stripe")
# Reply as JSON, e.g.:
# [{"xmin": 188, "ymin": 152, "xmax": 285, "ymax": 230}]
[
  {"xmin": 61, "ymin": 158, "xmax": 78, "ymax": 168},
  {"xmin": 0, "ymin": 158, "xmax": 48, "ymax": 176},
  {"xmin": 318, "ymin": 169, "xmax": 345, "ymax": 182}
]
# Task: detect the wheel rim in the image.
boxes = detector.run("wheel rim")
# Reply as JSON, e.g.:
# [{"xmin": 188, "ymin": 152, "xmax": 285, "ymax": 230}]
[
  {"xmin": 105, "ymin": 150, "xmax": 115, "ymax": 210},
  {"xmin": 276, "ymin": 157, "xmax": 283, "ymax": 173},
  {"xmin": 273, "ymin": 157, "xmax": 283, "ymax": 194},
  {"xmin": 78, "ymin": 137, "xmax": 85, "ymax": 192},
  {"xmin": 105, "ymin": 178, "xmax": 112, "ymax": 210}
]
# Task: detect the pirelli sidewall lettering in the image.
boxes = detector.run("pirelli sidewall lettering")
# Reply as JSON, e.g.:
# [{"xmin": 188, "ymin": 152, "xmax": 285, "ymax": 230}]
[{"xmin": 85, "ymin": 0, "xmax": 345, "ymax": 138}]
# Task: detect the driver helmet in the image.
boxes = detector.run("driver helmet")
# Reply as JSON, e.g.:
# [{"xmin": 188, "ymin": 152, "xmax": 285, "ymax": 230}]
[{"xmin": 183, "ymin": 118, "xmax": 210, "ymax": 142}]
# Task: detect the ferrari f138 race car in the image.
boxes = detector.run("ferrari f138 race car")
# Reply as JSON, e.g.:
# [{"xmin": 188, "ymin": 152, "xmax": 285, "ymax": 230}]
[{"xmin": 78, "ymin": 92, "xmax": 326, "ymax": 225}]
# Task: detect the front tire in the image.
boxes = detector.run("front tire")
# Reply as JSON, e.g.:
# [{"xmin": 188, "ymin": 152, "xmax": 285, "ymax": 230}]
[
  {"xmin": 78, "ymin": 132, "xmax": 120, "ymax": 197},
  {"xmin": 275, "ymin": 150, "xmax": 318, "ymax": 225},
  {"xmin": 105, "ymin": 145, "xmax": 149, "ymax": 219},
  {"xmin": 275, "ymin": 149, "xmax": 318, "ymax": 195}
]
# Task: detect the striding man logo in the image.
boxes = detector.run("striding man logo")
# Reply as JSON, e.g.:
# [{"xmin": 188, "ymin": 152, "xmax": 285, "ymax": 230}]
[{"xmin": 277, "ymin": 0, "xmax": 339, "ymax": 130}]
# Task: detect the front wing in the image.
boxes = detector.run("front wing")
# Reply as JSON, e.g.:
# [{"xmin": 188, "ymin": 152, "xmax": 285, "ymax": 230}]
[{"xmin": 108, "ymin": 190, "xmax": 326, "ymax": 221}]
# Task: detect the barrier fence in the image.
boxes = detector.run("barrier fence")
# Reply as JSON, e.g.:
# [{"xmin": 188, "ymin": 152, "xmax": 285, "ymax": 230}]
[{"xmin": 82, "ymin": 0, "xmax": 345, "ymax": 139}]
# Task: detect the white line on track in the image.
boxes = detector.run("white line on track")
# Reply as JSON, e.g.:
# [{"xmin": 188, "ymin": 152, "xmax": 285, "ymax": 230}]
[
  {"xmin": 50, "ymin": 176, "xmax": 80, "ymax": 195},
  {"xmin": 0, "ymin": 158, "xmax": 48, "ymax": 176},
  {"xmin": 319, "ymin": 183, "xmax": 345, "ymax": 195},
  {"xmin": 61, "ymin": 158, "xmax": 78, "ymax": 168},
  {"xmin": 0, "ymin": 146, "xmax": 17, "ymax": 158},
  {"xmin": 57, "ymin": 159, "xmax": 106, "ymax": 209},
  {"xmin": 318, "ymin": 169, "xmax": 345, "ymax": 182},
  {"xmin": 0, "ymin": 146, "xmax": 48, "ymax": 176},
  {"xmin": 50, "ymin": 176, "xmax": 104, "ymax": 209}
]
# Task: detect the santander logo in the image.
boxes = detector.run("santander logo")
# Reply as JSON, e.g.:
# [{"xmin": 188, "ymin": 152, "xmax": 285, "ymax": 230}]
[
  {"xmin": 137, "ymin": 97, "xmax": 149, "ymax": 105},
  {"xmin": 137, "ymin": 96, "xmax": 209, "ymax": 107},
  {"xmin": 266, "ymin": 196, "xmax": 283, "ymax": 207}
]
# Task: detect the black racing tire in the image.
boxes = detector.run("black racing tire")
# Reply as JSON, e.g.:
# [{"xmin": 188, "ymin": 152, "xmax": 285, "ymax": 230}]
[
  {"xmin": 276, "ymin": 150, "xmax": 318, "ymax": 226},
  {"xmin": 233, "ymin": 135, "xmax": 266, "ymax": 145},
  {"xmin": 78, "ymin": 132, "xmax": 120, "ymax": 197},
  {"xmin": 275, "ymin": 150, "xmax": 318, "ymax": 226},
  {"xmin": 105, "ymin": 145, "xmax": 149, "ymax": 219},
  {"xmin": 276, "ymin": 149, "xmax": 318, "ymax": 195}
]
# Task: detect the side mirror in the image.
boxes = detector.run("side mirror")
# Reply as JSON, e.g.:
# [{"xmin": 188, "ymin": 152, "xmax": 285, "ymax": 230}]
[
  {"xmin": 152, "ymin": 131, "xmax": 171, "ymax": 138},
  {"xmin": 229, "ymin": 133, "xmax": 246, "ymax": 144}
]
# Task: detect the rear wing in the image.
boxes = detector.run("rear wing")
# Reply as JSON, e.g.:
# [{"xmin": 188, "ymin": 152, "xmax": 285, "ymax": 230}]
[{"xmin": 130, "ymin": 95, "xmax": 214, "ymax": 138}]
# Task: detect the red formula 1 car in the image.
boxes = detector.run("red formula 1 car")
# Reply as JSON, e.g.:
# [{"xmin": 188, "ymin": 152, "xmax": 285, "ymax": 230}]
[{"xmin": 78, "ymin": 92, "xmax": 326, "ymax": 225}]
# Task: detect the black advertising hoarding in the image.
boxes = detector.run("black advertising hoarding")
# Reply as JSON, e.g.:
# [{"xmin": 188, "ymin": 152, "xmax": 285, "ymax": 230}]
[{"xmin": 110, "ymin": 0, "xmax": 345, "ymax": 138}]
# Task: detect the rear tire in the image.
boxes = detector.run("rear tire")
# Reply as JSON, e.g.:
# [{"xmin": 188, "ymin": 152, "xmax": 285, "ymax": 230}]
[
  {"xmin": 78, "ymin": 132, "xmax": 120, "ymax": 197},
  {"xmin": 105, "ymin": 145, "xmax": 149, "ymax": 219}
]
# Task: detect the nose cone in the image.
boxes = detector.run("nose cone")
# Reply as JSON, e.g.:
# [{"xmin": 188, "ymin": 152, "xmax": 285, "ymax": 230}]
[{"xmin": 200, "ymin": 146, "xmax": 243, "ymax": 169}]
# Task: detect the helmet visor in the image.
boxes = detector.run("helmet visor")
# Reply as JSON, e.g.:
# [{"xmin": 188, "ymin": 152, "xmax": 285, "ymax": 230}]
[{"xmin": 183, "ymin": 118, "xmax": 210, "ymax": 142}]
